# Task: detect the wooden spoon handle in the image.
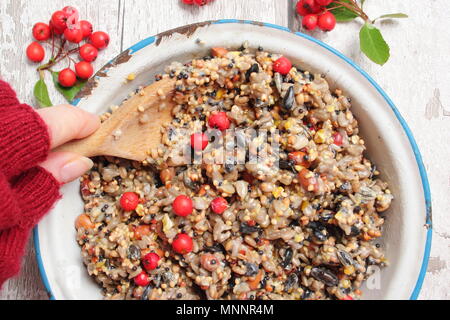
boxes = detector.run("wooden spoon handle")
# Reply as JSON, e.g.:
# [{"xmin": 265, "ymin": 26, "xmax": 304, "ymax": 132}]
[{"xmin": 53, "ymin": 134, "xmax": 102, "ymax": 158}]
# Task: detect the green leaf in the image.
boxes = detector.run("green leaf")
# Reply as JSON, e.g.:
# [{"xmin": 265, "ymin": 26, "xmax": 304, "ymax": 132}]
[
  {"xmin": 34, "ymin": 79, "xmax": 53, "ymax": 108},
  {"xmin": 376, "ymin": 13, "xmax": 408, "ymax": 20},
  {"xmin": 328, "ymin": 1, "xmax": 358, "ymax": 22},
  {"xmin": 359, "ymin": 23, "xmax": 390, "ymax": 65},
  {"xmin": 51, "ymin": 71, "xmax": 87, "ymax": 103}
]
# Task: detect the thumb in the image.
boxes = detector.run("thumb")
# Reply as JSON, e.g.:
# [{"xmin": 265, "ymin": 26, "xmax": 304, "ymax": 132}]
[{"xmin": 39, "ymin": 152, "xmax": 93, "ymax": 184}]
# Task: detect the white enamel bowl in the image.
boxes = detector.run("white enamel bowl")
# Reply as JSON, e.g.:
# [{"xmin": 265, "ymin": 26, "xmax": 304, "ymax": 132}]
[{"xmin": 34, "ymin": 20, "xmax": 432, "ymax": 300}]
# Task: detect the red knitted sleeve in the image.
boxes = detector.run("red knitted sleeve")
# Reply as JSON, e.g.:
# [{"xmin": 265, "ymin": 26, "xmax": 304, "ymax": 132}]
[
  {"xmin": 0, "ymin": 167, "xmax": 60, "ymax": 287},
  {"xmin": 0, "ymin": 80, "xmax": 51, "ymax": 179},
  {"xmin": 0, "ymin": 80, "xmax": 61, "ymax": 288}
]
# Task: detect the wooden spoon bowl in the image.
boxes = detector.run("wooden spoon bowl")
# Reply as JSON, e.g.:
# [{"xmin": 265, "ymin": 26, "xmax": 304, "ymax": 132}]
[{"xmin": 55, "ymin": 78, "xmax": 176, "ymax": 161}]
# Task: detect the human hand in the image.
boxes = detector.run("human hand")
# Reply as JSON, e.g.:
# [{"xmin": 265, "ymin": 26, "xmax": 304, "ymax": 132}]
[{"xmin": 37, "ymin": 105, "xmax": 100, "ymax": 184}]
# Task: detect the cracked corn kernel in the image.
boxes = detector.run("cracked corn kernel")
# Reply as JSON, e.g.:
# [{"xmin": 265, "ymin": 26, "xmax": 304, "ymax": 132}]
[
  {"xmin": 216, "ymin": 89, "xmax": 225, "ymax": 99},
  {"xmin": 304, "ymin": 266, "xmax": 312, "ymax": 276},
  {"xmin": 127, "ymin": 73, "xmax": 136, "ymax": 81},
  {"xmin": 341, "ymin": 279, "xmax": 351, "ymax": 289},
  {"xmin": 272, "ymin": 187, "xmax": 284, "ymax": 198},
  {"xmin": 301, "ymin": 200, "xmax": 309, "ymax": 212},
  {"xmin": 284, "ymin": 119, "xmax": 293, "ymax": 130},
  {"xmin": 314, "ymin": 129, "xmax": 328, "ymax": 144},
  {"xmin": 162, "ymin": 214, "xmax": 174, "ymax": 233},
  {"xmin": 135, "ymin": 204, "xmax": 145, "ymax": 217},
  {"xmin": 344, "ymin": 265, "xmax": 355, "ymax": 275}
]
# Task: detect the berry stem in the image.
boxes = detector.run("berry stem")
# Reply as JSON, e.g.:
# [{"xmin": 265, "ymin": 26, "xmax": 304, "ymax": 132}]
[
  {"xmin": 36, "ymin": 43, "xmax": 79, "ymax": 72},
  {"xmin": 51, "ymin": 33, "xmax": 55, "ymax": 58},
  {"xmin": 326, "ymin": 4, "xmax": 344, "ymax": 11}
]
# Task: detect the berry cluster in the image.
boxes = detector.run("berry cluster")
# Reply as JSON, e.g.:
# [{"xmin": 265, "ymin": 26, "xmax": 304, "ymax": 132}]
[
  {"xmin": 296, "ymin": 0, "xmax": 336, "ymax": 31},
  {"xmin": 181, "ymin": 0, "xmax": 214, "ymax": 6},
  {"xmin": 26, "ymin": 6, "xmax": 110, "ymax": 90}
]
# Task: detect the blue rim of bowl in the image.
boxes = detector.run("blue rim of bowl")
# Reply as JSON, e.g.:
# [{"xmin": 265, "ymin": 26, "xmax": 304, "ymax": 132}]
[{"xmin": 33, "ymin": 19, "xmax": 432, "ymax": 301}]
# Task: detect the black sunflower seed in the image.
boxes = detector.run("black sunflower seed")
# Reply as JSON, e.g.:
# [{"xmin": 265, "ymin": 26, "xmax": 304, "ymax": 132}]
[
  {"xmin": 284, "ymin": 273, "xmax": 298, "ymax": 292},
  {"xmin": 245, "ymin": 263, "xmax": 259, "ymax": 277},
  {"xmin": 141, "ymin": 285, "xmax": 153, "ymax": 300},
  {"xmin": 337, "ymin": 250, "xmax": 354, "ymax": 267},
  {"xmin": 128, "ymin": 245, "xmax": 141, "ymax": 261},
  {"xmin": 310, "ymin": 267, "xmax": 339, "ymax": 287},
  {"xmin": 246, "ymin": 63, "xmax": 260, "ymax": 82},
  {"xmin": 281, "ymin": 248, "xmax": 293, "ymax": 269},
  {"xmin": 239, "ymin": 223, "xmax": 260, "ymax": 235},
  {"xmin": 282, "ymin": 86, "xmax": 295, "ymax": 110}
]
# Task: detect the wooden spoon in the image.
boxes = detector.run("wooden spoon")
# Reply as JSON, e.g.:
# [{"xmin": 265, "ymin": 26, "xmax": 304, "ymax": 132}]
[{"xmin": 55, "ymin": 78, "xmax": 176, "ymax": 161}]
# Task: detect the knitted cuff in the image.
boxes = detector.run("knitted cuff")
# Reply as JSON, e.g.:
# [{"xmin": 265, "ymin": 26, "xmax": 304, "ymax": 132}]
[{"xmin": 12, "ymin": 167, "xmax": 61, "ymax": 229}]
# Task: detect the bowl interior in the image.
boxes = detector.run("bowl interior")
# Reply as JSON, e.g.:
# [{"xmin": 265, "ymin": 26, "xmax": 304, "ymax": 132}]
[{"xmin": 36, "ymin": 21, "xmax": 429, "ymax": 300}]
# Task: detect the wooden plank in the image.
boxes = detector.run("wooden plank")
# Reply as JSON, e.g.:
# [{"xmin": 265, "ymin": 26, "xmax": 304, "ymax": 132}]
[
  {"xmin": 121, "ymin": 0, "xmax": 289, "ymax": 50},
  {"xmin": 0, "ymin": 0, "xmax": 122, "ymax": 300},
  {"xmin": 0, "ymin": 0, "xmax": 123, "ymax": 107},
  {"xmin": 0, "ymin": 0, "xmax": 290, "ymax": 301},
  {"xmin": 289, "ymin": 0, "xmax": 450, "ymax": 299},
  {"xmin": 1, "ymin": 0, "xmax": 449, "ymax": 300}
]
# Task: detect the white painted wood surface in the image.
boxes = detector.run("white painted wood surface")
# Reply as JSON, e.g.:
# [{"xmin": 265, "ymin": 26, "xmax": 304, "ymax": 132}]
[{"xmin": 0, "ymin": 0, "xmax": 448, "ymax": 300}]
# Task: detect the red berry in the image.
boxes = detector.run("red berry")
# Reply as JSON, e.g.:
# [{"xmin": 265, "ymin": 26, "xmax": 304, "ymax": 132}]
[
  {"xmin": 316, "ymin": 0, "xmax": 333, "ymax": 6},
  {"xmin": 75, "ymin": 61, "xmax": 94, "ymax": 79},
  {"xmin": 51, "ymin": 10, "xmax": 68, "ymax": 31},
  {"xmin": 332, "ymin": 132, "xmax": 343, "ymax": 146},
  {"xmin": 26, "ymin": 42, "xmax": 45, "ymax": 63},
  {"xmin": 49, "ymin": 21, "xmax": 65, "ymax": 35},
  {"xmin": 32, "ymin": 23, "xmax": 51, "ymax": 41},
  {"xmin": 318, "ymin": 11, "xmax": 336, "ymax": 31},
  {"xmin": 273, "ymin": 56, "xmax": 292, "ymax": 75},
  {"xmin": 64, "ymin": 27, "xmax": 83, "ymax": 43},
  {"xmin": 194, "ymin": 0, "xmax": 212, "ymax": 5},
  {"xmin": 306, "ymin": 0, "xmax": 323, "ymax": 13},
  {"xmin": 302, "ymin": 14, "xmax": 318, "ymax": 31},
  {"xmin": 142, "ymin": 253, "xmax": 160, "ymax": 271},
  {"xmin": 58, "ymin": 68, "xmax": 77, "ymax": 87},
  {"xmin": 134, "ymin": 271, "xmax": 150, "ymax": 287},
  {"xmin": 80, "ymin": 20, "xmax": 93, "ymax": 38},
  {"xmin": 79, "ymin": 44, "xmax": 98, "ymax": 62},
  {"xmin": 182, "ymin": 0, "xmax": 194, "ymax": 4},
  {"xmin": 62, "ymin": 6, "xmax": 79, "ymax": 19},
  {"xmin": 190, "ymin": 133, "xmax": 208, "ymax": 151},
  {"xmin": 120, "ymin": 192, "xmax": 140, "ymax": 211},
  {"xmin": 341, "ymin": 295, "xmax": 354, "ymax": 300},
  {"xmin": 296, "ymin": 0, "xmax": 310, "ymax": 16},
  {"xmin": 208, "ymin": 112, "xmax": 230, "ymax": 131},
  {"xmin": 172, "ymin": 233, "xmax": 193, "ymax": 255},
  {"xmin": 173, "ymin": 195, "xmax": 193, "ymax": 217},
  {"xmin": 66, "ymin": 17, "xmax": 79, "ymax": 31},
  {"xmin": 296, "ymin": 0, "xmax": 322, "ymax": 16},
  {"xmin": 90, "ymin": 31, "xmax": 110, "ymax": 50},
  {"xmin": 210, "ymin": 197, "xmax": 228, "ymax": 214}
]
